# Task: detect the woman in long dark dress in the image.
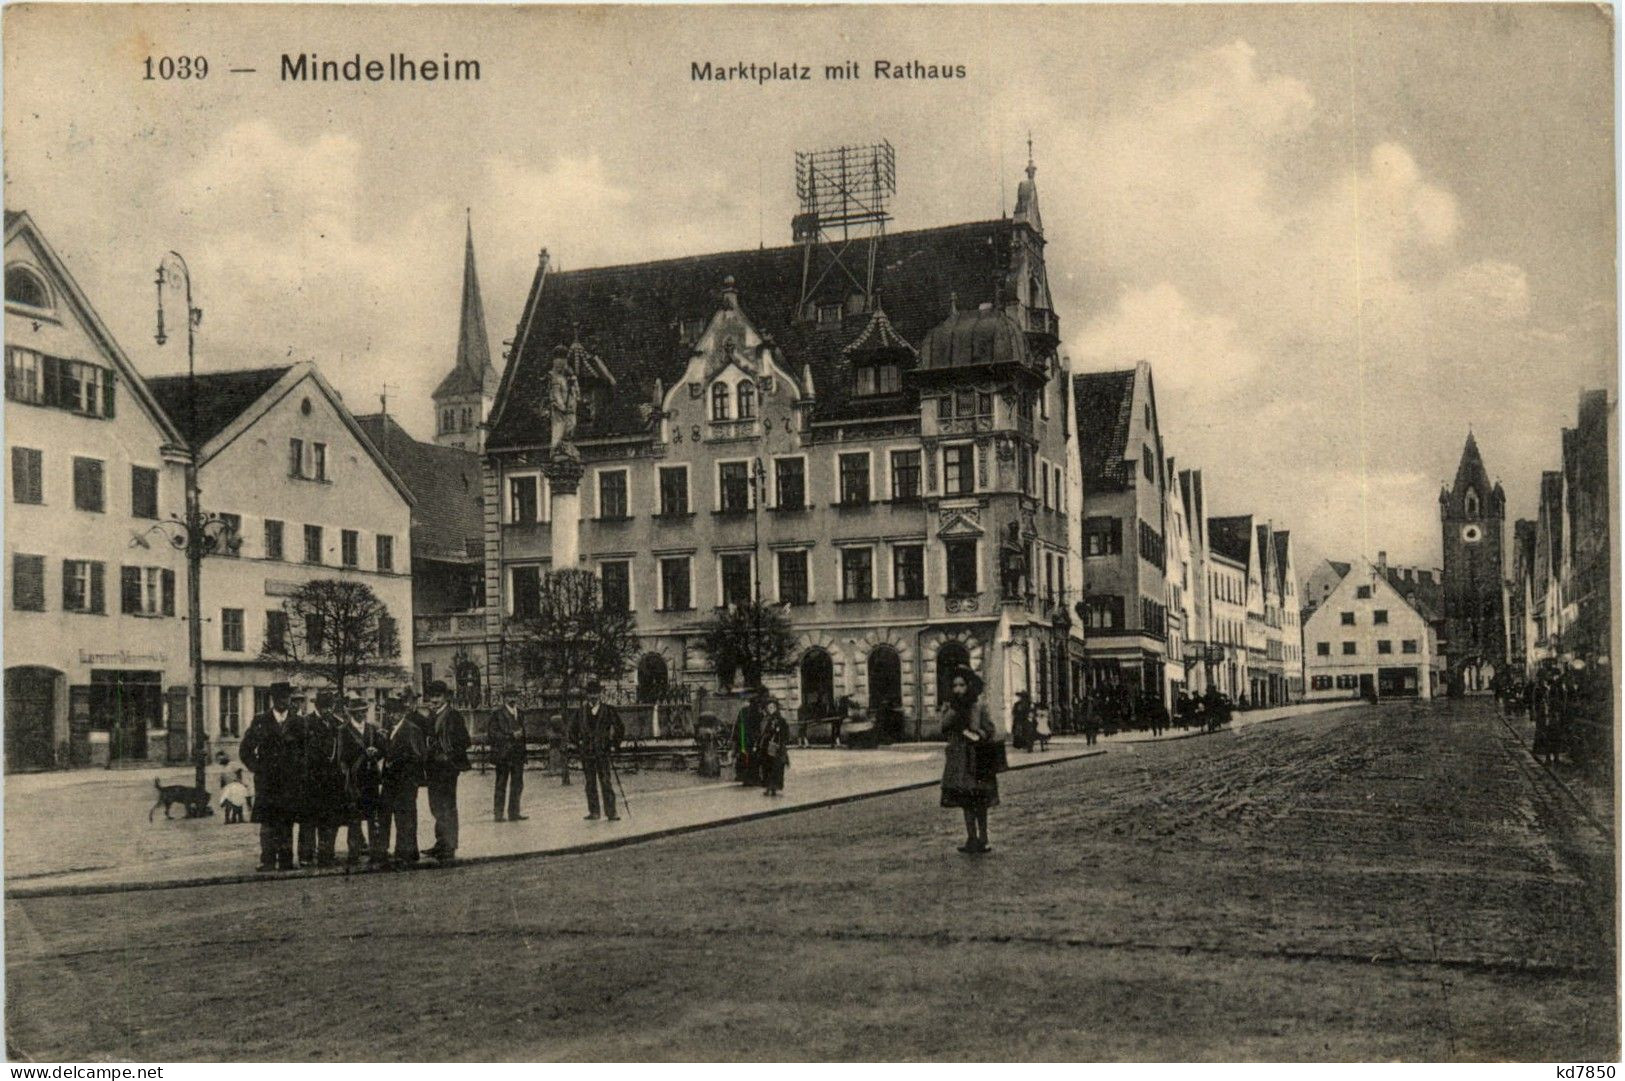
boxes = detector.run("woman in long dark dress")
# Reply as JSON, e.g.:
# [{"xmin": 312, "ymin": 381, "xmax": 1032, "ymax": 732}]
[
  {"xmin": 755, "ymin": 700, "xmax": 791, "ymax": 796},
  {"xmin": 939, "ymin": 665, "xmax": 998, "ymax": 853}
]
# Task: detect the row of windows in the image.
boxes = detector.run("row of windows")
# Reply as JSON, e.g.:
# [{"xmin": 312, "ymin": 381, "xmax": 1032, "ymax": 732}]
[
  {"xmin": 215, "ymin": 607, "xmax": 396, "ymax": 658},
  {"xmin": 1211, "ymin": 569, "xmax": 1246, "ymax": 605},
  {"xmin": 709, "ymin": 379, "xmax": 758, "ymax": 421},
  {"xmin": 506, "ymin": 449, "xmax": 1069, "ymax": 525},
  {"xmin": 438, "ymin": 405, "xmax": 477, "ymax": 435},
  {"xmin": 1310, "ymin": 675, "xmax": 1366, "ymax": 691},
  {"xmin": 227, "ymin": 517, "xmax": 395, "ymax": 572},
  {"xmin": 10, "ymin": 447, "xmax": 162, "ymax": 518},
  {"xmin": 5, "ymin": 348, "xmax": 116, "ymax": 419},
  {"xmin": 1314, "ymin": 639, "xmax": 1419, "ymax": 656},
  {"xmin": 11, "ymin": 555, "xmax": 176, "ymax": 616},
  {"xmin": 1337, "ymin": 609, "xmax": 1389, "ymax": 626},
  {"xmin": 508, "ymin": 540, "xmax": 1068, "ymax": 618}
]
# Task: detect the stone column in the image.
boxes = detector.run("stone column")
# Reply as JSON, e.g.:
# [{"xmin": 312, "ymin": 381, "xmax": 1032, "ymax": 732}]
[{"xmin": 544, "ymin": 456, "xmax": 584, "ymax": 569}]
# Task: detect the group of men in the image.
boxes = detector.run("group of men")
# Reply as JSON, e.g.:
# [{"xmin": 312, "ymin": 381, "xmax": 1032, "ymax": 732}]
[
  {"xmin": 238, "ymin": 679, "xmax": 470, "ymax": 872},
  {"xmin": 237, "ymin": 677, "xmax": 630, "ymax": 873}
]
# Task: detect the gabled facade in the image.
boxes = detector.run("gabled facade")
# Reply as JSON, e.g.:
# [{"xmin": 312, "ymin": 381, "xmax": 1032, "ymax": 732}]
[
  {"xmin": 1177, "ymin": 469, "xmax": 1213, "ymax": 696},
  {"xmin": 481, "ymin": 169, "xmax": 1073, "ymax": 733},
  {"xmin": 1209, "ymin": 515, "xmax": 1264, "ymax": 705},
  {"xmin": 1163, "ymin": 457, "xmax": 1196, "ymax": 703},
  {"xmin": 147, "ymin": 363, "xmax": 414, "ymax": 752},
  {"xmin": 1073, "ymin": 361, "xmax": 1171, "ymax": 706},
  {"xmin": 1303, "ymin": 562, "xmax": 1436, "ymax": 700},
  {"xmin": 1274, "ymin": 529, "xmax": 1303, "ymax": 700},
  {"xmin": 4, "ymin": 210, "xmax": 193, "ymax": 770}
]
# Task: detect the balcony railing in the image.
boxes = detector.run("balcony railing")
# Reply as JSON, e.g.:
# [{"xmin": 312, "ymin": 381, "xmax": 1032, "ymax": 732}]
[{"xmin": 414, "ymin": 610, "xmax": 489, "ymax": 643}]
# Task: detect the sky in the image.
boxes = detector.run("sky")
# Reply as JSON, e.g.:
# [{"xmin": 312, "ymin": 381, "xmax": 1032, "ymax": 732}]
[{"xmin": 4, "ymin": 4, "xmax": 1615, "ymax": 576}]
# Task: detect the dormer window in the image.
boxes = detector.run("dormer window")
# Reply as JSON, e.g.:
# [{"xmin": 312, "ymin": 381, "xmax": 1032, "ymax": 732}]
[
  {"xmin": 817, "ymin": 303, "xmax": 843, "ymax": 326},
  {"xmin": 5, "ymin": 265, "xmax": 50, "ymax": 312},
  {"xmin": 711, "ymin": 381, "xmax": 731, "ymax": 421},
  {"xmin": 853, "ymin": 360, "xmax": 901, "ymax": 397}
]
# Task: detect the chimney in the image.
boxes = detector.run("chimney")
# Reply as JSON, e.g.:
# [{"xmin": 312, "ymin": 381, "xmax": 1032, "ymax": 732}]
[{"xmin": 1377, "ymin": 550, "xmax": 1388, "ymax": 572}]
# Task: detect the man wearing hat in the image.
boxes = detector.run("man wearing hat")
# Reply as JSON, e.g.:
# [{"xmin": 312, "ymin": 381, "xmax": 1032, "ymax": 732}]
[
  {"xmin": 571, "ymin": 680, "xmax": 624, "ymax": 821},
  {"xmin": 239, "ymin": 682, "xmax": 304, "ymax": 871},
  {"xmin": 421, "ymin": 680, "xmax": 471, "ymax": 863},
  {"xmin": 335, "ymin": 696, "xmax": 385, "ymax": 865},
  {"xmin": 487, "ymin": 687, "xmax": 529, "ymax": 822},
  {"xmin": 377, "ymin": 695, "xmax": 427, "ymax": 868},
  {"xmin": 1011, "ymin": 689, "xmax": 1034, "ymax": 752},
  {"xmin": 300, "ymin": 690, "xmax": 346, "ymax": 868}
]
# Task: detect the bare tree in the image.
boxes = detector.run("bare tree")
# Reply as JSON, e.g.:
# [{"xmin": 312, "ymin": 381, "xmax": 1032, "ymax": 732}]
[
  {"xmin": 507, "ymin": 569, "xmax": 639, "ymax": 716},
  {"xmin": 697, "ymin": 600, "xmax": 798, "ymax": 690},
  {"xmin": 259, "ymin": 578, "xmax": 407, "ymax": 699}
]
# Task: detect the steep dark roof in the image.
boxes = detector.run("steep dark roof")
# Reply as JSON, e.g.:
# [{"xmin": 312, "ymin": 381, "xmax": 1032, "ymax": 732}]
[
  {"xmin": 354, "ymin": 414, "xmax": 483, "ymax": 562},
  {"xmin": 1328, "ymin": 560, "xmax": 1352, "ymax": 578},
  {"xmin": 488, "ymin": 219, "xmax": 1020, "ymax": 450},
  {"xmin": 1072, "ymin": 368, "xmax": 1138, "ymax": 492},
  {"xmin": 1272, "ymin": 530, "xmax": 1292, "ymax": 592},
  {"xmin": 1208, "ymin": 515, "xmax": 1254, "ymax": 565},
  {"xmin": 1384, "ymin": 566, "xmax": 1443, "ymax": 621},
  {"xmin": 433, "ymin": 219, "xmax": 499, "ymax": 401},
  {"xmin": 4, "ymin": 210, "xmax": 19, "ymax": 229},
  {"xmin": 1452, "ymin": 431, "xmax": 1492, "ymax": 495},
  {"xmin": 148, "ymin": 366, "xmax": 293, "ymax": 447}
]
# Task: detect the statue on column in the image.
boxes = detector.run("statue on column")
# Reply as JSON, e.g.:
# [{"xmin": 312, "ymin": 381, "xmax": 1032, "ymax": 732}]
[
  {"xmin": 547, "ymin": 345, "xmax": 580, "ymax": 460},
  {"xmin": 1000, "ymin": 520, "xmax": 1029, "ymax": 599}
]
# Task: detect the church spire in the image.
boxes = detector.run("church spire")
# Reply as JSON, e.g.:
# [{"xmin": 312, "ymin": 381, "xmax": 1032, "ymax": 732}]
[
  {"xmin": 455, "ymin": 209, "xmax": 493, "ymax": 387},
  {"xmin": 1013, "ymin": 133, "xmax": 1043, "ymax": 235}
]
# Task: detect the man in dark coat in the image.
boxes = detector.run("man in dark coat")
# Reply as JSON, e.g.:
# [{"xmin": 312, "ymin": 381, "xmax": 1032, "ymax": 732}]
[
  {"xmin": 421, "ymin": 680, "xmax": 471, "ymax": 863},
  {"xmin": 335, "ymin": 696, "xmax": 385, "ymax": 865},
  {"xmin": 238, "ymin": 682, "xmax": 302, "ymax": 872},
  {"xmin": 302, "ymin": 690, "xmax": 346, "ymax": 868},
  {"xmin": 377, "ymin": 697, "xmax": 427, "ymax": 868},
  {"xmin": 572, "ymin": 680, "xmax": 623, "ymax": 821},
  {"xmin": 488, "ymin": 687, "xmax": 528, "ymax": 822}
]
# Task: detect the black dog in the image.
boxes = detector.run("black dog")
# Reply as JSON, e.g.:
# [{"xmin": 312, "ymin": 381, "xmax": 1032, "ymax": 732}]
[{"xmin": 149, "ymin": 777, "xmax": 214, "ymax": 821}]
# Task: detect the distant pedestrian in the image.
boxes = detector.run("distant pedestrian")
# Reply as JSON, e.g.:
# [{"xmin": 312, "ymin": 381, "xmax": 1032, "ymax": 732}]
[
  {"xmin": 755, "ymin": 700, "xmax": 791, "ymax": 797},
  {"xmin": 219, "ymin": 770, "xmax": 249, "ymax": 824},
  {"xmin": 733, "ymin": 687, "xmax": 768, "ymax": 785},
  {"xmin": 572, "ymin": 680, "xmax": 624, "ymax": 821},
  {"xmin": 939, "ymin": 665, "xmax": 998, "ymax": 854},
  {"xmin": 1011, "ymin": 690, "xmax": 1034, "ymax": 751},
  {"xmin": 488, "ymin": 688, "xmax": 528, "ymax": 822},
  {"xmin": 421, "ymin": 681, "xmax": 471, "ymax": 864}
]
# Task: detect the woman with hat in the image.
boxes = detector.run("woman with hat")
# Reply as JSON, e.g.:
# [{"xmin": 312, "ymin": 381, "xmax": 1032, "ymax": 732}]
[{"xmin": 939, "ymin": 664, "xmax": 998, "ymax": 853}]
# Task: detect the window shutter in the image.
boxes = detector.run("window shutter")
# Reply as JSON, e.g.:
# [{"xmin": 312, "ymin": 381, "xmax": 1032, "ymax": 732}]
[
  {"xmin": 121, "ymin": 566, "xmax": 141, "ymax": 614},
  {"xmin": 62, "ymin": 560, "xmax": 74, "ymax": 609},
  {"xmin": 89, "ymin": 562, "xmax": 105, "ymax": 613},
  {"xmin": 161, "ymin": 569, "xmax": 176, "ymax": 616},
  {"xmin": 41, "ymin": 355, "xmax": 61, "ymax": 408},
  {"xmin": 102, "ymin": 371, "xmax": 116, "ymax": 418}
]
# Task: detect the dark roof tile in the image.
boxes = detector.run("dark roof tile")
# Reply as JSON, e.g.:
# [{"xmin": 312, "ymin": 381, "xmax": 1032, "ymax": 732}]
[
  {"xmin": 354, "ymin": 414, "xmax": 483, "ymax": 561},
  {"xmin": 147, "ymin": 366, "xmax": 293, "ymax": 447},
  {"xmin": 1072, "ymin": 368, "xmax": 1137, "ymax": 491}
]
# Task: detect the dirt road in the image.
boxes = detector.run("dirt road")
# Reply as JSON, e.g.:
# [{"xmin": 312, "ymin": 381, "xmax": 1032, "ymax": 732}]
[{"xmin": 6, "ymin": 699, "xmax": 1614, "ymax": 1060}]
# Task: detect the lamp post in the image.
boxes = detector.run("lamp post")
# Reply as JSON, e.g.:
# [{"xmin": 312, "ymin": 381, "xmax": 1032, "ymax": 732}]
[{"xmin": 147, "ymin": 251, "xmax": 220, "ymax": 794}]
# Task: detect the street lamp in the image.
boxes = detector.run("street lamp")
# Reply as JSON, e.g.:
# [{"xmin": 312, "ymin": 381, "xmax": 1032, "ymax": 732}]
[{"xmin": 145, "ymin": 251, "xmax": 217, "ymax": 795}]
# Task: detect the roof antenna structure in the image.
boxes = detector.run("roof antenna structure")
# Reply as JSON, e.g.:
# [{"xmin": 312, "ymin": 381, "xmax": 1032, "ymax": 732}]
[{"xmin": 793, "ymin": 141, "xmax": 896, "ymax": 319}]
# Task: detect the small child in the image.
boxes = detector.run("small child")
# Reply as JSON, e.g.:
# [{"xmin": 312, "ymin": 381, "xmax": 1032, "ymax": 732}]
[{"xmin": 219, "ymin": 769, "xmax": 250, "ymax": 824}]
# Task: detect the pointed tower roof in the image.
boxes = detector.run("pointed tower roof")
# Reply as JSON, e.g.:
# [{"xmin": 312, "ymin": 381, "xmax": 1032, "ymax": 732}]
[
  {"xmin": 1012, "ymin": 134, "xmax": 1044, "ymax": 235},
  {"xmin": 434, "ymin": 212, "xmax": 500, "ymax": 400},
  {"xmin": 1451, "ymin": 430, "xmax": 1492, "ymax": 497}
]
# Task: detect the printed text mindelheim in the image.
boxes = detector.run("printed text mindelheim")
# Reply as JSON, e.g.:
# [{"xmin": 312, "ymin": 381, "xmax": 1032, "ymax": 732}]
[{"xmin": 280, "ymin": 53, "xmax": 482, "ymax": 82}]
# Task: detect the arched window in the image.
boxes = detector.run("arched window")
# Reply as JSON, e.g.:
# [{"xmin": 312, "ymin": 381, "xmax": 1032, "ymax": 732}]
[
  {"xmin": 800, "ymin": 648, "xmax": 835, "ymax": 719},
  {"xmin": 736, "ymin": 380, "xmax": 755, "ymax": 419},
  {"xmin": 1464, "ymin": 489, "xmax": 1479, "ymax": 517},
  {"xmin": 5, "ymin": 265, "xmax": 49, "ymax": 310},
  {"xmin": 711, "ymin": 381, "xmax": 731, "ymax": 421},
  {"xmin": 636, "ymin": 653, "xmax": 669, "ymax": 703}
]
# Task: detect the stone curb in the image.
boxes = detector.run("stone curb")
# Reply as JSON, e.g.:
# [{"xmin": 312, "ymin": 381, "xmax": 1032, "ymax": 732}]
[{"xmin": 6, "ymin": 748, "xmax": 1110, "ymax": 900}]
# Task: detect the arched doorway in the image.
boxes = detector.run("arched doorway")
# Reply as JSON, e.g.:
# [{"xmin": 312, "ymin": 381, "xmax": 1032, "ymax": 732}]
[
  {"xmin": 867, "ymin": 646, "xmax": 903, "ymax": 739},
  {"xmin": 6, "ymin": 666, "xmax": 59, "ymax": 771},
  {"xmin": 937, "ymin": 641, "xmax": 971, "ymax": 706},
  {"xmin": 800, "ymin": 648, "xmax": 835, "ymax": 719},
  {"xmin": 637, "ymin": 653, "xmax": 669, "ymax": 703}
]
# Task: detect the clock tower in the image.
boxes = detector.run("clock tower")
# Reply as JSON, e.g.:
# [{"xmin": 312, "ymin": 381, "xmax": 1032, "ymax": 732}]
[{"xmin": 1439, "ymin": 432, "xmax": 1506, "ymax": 688}]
